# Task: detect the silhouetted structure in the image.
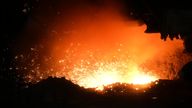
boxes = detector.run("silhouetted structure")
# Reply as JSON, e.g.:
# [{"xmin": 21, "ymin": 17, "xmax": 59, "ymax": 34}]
[
  {"xmin": 123, "ymin": 0, "xmax": 192, "ymax": 52},
  {"xmin": 14, "ymin": 77, "xmax": 192, "ymax": 108},
  {"xmin": 179, "ymin": 61, "xmax": 192, "ymax": 82}
]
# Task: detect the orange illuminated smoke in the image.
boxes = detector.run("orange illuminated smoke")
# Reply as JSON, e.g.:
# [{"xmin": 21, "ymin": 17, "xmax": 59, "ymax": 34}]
[
  {"xmin": 46, "ymin": 5, "xmax": 183, "ymax": 91},
  {"xmin": 20, "ymin": 1, "xmax": 190, "ymax": 92}
]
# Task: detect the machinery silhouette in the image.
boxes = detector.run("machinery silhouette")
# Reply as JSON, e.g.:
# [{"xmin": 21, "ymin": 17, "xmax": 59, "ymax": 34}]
[{"xmin": 123, "ymin": 0, "xmax": 192, "ymax": 52}]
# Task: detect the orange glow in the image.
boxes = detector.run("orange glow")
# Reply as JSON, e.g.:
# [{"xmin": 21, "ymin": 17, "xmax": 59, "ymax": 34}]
[
  {"xmin": 68, "ymin": 61, "xmax": 158, "ymax": 90},
  {"xmin": 17, "ymin": 1, "xmax": 192, "ymax": 91},
  {"xmin": 130, "ymin": 74, "xmax": 157, "ymax": 85},
  {"xmin": 128, "ymin": 67, "xmax": 157, "ymax": 85}
]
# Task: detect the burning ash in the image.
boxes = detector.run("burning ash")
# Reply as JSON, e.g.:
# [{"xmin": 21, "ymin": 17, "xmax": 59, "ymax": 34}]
[{"xmin": 12, "ymin": 0, "xmax": 192, "ymax": 91}]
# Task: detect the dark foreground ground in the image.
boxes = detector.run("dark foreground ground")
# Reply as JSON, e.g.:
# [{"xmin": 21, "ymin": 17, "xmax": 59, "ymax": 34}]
[{"xmin": 3, "ymin": 77, "xmax": 192, "ymax": 108}]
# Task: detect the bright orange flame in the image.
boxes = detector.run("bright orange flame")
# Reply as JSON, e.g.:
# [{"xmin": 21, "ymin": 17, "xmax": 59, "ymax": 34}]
[
  {"xmin": 128, "ymin": 66, "xmax": 157, "ymax": 85},
  {"xmin": 86, "ymin": 68, "xmax": 158, "ymax": 90},
  {"xmin": 130, "ymin": 73, "xmax": 157, "ymax": 85},
  {"xmin": 56, "ymin": 58, "xmax": 158, "ymax": 90}
]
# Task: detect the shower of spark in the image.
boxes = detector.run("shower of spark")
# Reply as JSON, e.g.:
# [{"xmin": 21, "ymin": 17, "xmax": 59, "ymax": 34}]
[
  {"xmin": 12, "ymin": 0, "xmax": 192, "ymax": 91},
  {"xmin": 70, "ymin": 62, "xmax": 158, "ymax": 90},
  {"xmin": 52, "ymin": 43, "xmax": 159, "ymax": 91}
]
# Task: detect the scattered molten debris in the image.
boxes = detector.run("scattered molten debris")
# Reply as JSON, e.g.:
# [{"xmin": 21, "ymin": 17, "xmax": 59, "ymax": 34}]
[{"xmin": 12, "ymin": 0, "xmax": 192, "ymax": 92}]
